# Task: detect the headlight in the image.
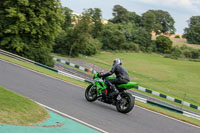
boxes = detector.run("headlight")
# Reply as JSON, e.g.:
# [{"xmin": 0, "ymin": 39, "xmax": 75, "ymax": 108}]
[{"xmin": 94, "ymin": 78, "xmax": 103, "ymax": 82}]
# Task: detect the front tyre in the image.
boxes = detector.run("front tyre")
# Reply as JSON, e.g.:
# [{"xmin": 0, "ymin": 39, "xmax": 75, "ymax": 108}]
[
  {"xmin": 116, "ymin": 92, "xmax": 135, "ymax": 114},
  {"xmin": 85, "ymin": 84, "xmax": 97, "ymax": 102}
]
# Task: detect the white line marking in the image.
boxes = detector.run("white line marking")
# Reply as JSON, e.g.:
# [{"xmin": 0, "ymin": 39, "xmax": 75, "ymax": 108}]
[
  {"xmin": 35, "ymin": 102, "xmax": 108, "ymax": 133},
  {"xmin": 0, "ymin": 59, "xmax": 199, "ymax": 129},
  {"xmin": 0, "ymin": 59, "xmax": 108, "ymax": 133},
  {"xmin": 135, "ymin": 105, "xmax": 200, "ymax": 129}
]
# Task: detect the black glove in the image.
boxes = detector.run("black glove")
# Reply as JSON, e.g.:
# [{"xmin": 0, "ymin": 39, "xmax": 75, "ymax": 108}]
[{"xmin": 98, "ymin": 73, "xmax": 104, "ymax": 77}]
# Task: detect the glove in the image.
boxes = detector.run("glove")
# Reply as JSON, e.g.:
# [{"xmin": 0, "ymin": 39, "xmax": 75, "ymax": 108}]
[{"xmin": 98, "ymin": 73, "xmax": 104, "ymax": 77}]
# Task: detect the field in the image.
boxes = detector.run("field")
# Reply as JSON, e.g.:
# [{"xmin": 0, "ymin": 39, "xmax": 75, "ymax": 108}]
[{"xmin": 80, "ymin": 52, "xmax": 200, "ymax": 106}]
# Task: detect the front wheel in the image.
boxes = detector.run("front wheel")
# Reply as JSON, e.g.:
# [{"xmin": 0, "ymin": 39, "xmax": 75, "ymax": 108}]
[
  {"xmin": 85, "ymin": 84, "xmax": 97, "ymax": 102},
  {"xmin": 116, "ymin": 92, "xmax": 135, "ymax": 114}
]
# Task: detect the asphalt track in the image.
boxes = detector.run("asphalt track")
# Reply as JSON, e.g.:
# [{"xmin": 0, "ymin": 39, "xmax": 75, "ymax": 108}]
[{"xmin": 0, "ymin": 60, "xmax": 199, "ymax": 133}]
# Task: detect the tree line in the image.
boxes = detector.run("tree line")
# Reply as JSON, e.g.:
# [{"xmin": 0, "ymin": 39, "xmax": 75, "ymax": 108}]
[
  {"xmin": 0, "ymin": 1, "xmax": 200, "ymax": 66},
  {"xmin": 54, "ymin": 5, "xmax": 200, "ymax": 59}
]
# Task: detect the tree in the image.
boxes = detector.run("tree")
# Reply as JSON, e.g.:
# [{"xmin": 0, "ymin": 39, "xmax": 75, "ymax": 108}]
[
  {"xmin": 54, "ymin": 7, "xmax": 74, "ymax": 55},
  {"xmin": 110, "ymin": 5, "xmax": 141, "ymax": 25},
  {"xmin": 155, "ymin": 35, "xmax": 172, "ymax": 53},
  {"xmin": 86, "ymin": 8, "xmax": 103, "ymax": 38},
  {"xmin": 110, "ymin": 5, "xmax": 129, "ymax": 23},
  {"xmin": 141, "ymin": 11, "xmax": 155, "ymax": 33},
  {"xmin": 100, "ymin": 23, "xmax": 126, "ymax": 50},
  {"xmin": 144, "ymin": 10, "xmax": 175, "ymax": 34},
  {"xmin": 183, "ymin": 16, "xmax": 200, "ymax": 44},
  {"xmin": 0, "ymin": 0, "xmax": 64, "ymax": 66},
  {"xmin": 61, "ymin": 7, "xmax": 73, "ymax": 31},
  {"xmin": 187, "ymin": 16, "xmax": 200, "ymax": 27}
]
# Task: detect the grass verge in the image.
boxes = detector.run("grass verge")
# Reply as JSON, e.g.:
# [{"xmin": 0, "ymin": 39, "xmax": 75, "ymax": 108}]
[
  {"xmin": 0, "ymin": 54, "xmax": 199, "ymax": 126},
  {"xmin": 0, "ymin": 86, "xmax": 49, "ymax": 125}
]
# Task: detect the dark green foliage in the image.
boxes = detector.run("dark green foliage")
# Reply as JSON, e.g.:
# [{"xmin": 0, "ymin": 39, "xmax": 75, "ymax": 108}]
[
  {"xmin": 181, "ymin": 46, "xmax": 200, "ymax": 59},
  {"xmin": 68, "ymin": 12, "xmax": 93, "ymax": 57},
  {"xmin": 155, "ymin": 35, "xmax": 172, "ymax": 53},
  {"xmin": 86, "ymin": 8, "xmax": 103, "ymax": 38},
  {"xmin": 141, "ymin": 11, "xmax": 155, "ymax": 33},
  {"xmin": 170, "ymin": 46, "xmax": 183, "ymax": 59},
  {"xmin": 110, "ymin": 5, "xmax": 129, "ymax": 23},
  {"xmin": 61, "ymin": 7, "xmax": 73, "ymax": 31},
  {"xmin": 184, "ymin": 19, "xmax": 200, "ymax": 44},
  {"xmin": 54, "ymin": 30, "xmax": 73, "ymax": 55},
  {"xmin": 121, "ymin": 42, "xmax": 140, "ymax": 51},
  {"xmin": 131, "ymin": 27, "xmax": 152, "ymax": 48},
  {"xmin": 191, "ymin": 49, "xmax": 200, "ymax": 59},
  {"xmin": 165, "ymin": 45, "xmax": 200, "ymax": 60},
  {"xmin": 143, "ymin": 10, "xmax": 175, "ymax": 34},
  {"xmin": 54, "ymin": 8, "xmax": 102, "ymax": 57},
  {"xmin": 110, "ymin": 5, "xmax": 141, "ymax": 25},
  {"xmin": 0, "ymin": 0, "xmax": 64, "ymax": 66},
  {"xmin": 117, "ymin": 22, "xmax": 137, "ymax": 42},
  {"xmin": 82, "ymin": 38, "xmax": 102, "ymax": 56},
  {"xmin": 188, "ymin": 16, "xmax": 200, "ymax": 27},
  {"xmin": 116, "ymin": 22, "xmax": 152, "ymax": 51},
  {"xmin": 100, "ymin": 23, "xmax": 126, "ymax": 50},
  {"xmin": 175, "ymin": 35, "xmax": 180, "ymax": 38}
]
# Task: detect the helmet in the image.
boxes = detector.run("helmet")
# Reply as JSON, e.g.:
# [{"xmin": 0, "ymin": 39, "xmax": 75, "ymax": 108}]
[{"xmin": 113, "ymin": 58, "xmax": 122, "ymax": 66}]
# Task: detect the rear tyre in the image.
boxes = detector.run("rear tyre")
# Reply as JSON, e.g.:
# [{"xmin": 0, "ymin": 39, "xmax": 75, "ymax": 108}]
[
  {"xmin": 116, "ymin": 92, "xmax": 135, "ymax": 113},
  {"xmin": 85, "ymin": 84, "xmax": 97, "ymax": 102}
]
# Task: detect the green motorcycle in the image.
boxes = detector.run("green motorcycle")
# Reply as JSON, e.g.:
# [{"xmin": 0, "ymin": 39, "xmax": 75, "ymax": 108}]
[{"xmin": 85, "ymin": 73, "xmax": 138, "ymax": 113}]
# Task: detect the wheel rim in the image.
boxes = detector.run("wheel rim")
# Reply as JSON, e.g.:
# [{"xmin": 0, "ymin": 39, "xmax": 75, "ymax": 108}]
[
  {"xmin": 87, "ymin": 86, "xmax": 96, "ymax": 100},
  {"xmin": 119, "ymin": 95, "xmax": 130, "ymax": 110}
]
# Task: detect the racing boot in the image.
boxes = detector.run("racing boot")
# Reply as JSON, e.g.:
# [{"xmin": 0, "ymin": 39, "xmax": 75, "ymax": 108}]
[{"xmin": 109, "ymin": 85, "xmax": 119, "ymax": 97}]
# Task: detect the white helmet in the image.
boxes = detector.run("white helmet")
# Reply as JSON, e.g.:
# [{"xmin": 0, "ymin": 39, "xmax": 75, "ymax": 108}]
[{"xmin": 113, "ymin": 58, "xmax": 122, "ymax": 66}]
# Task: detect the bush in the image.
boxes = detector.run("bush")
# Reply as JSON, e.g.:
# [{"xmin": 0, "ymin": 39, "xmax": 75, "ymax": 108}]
[
  {"xmin": 171, "ymin": 46, "xmax": 182, "ymax": 58},
  {"xmin": 191, "ymin": 49, "xmax": 200, "ymax": 59},
  {"xmin": 121, "ymin": 42, "xmax": 140, "ymax": 51},
  {"xmin": 183, "ymin": 49, "xmax": 192, "ymax": 58},
  {"xmin": 82, "ymin": 38, "xmax": 102, "ymax": 56},
  {"xmin": 175, "ymin": 35, "xmax": 180, "ymax": 38},
  {"xmin": 155, "ymin": 35, "xmax": 172, "ymax": 53}
]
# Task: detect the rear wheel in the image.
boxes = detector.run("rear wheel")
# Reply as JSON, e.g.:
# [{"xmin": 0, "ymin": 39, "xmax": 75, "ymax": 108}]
[
  {"xmin": 85, "ymin": 84, "xmax": 97, "ymax": 102},
  {"xmin": 116, "ymin": 92, "xmax": 135, "ymax": 113}
]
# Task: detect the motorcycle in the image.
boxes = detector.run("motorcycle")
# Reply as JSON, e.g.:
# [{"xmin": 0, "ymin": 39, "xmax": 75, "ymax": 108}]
[{"xmin": 85, "ymin": 73, "xmax": 138, "ymax": 114}]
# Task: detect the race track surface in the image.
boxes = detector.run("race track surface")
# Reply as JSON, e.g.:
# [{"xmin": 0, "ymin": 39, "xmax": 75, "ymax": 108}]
[{"xmin": 0, "ymin": 60, "xmax": 199, "ymax": 133}]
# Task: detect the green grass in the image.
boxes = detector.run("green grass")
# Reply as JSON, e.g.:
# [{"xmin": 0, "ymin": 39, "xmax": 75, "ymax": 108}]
[
  {"xmin": 79, "ymin": 51, "xmax": 200, "ymax": 107},
  {"xmin": 0, "ymin": 86, "xmax": 48, "ymax": 125}
]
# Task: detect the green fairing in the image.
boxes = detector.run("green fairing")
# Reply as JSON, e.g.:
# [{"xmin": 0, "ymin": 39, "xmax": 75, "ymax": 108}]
[
  {"xmin": 93, "ymin": 73, "xmax": 108, "ymax": 95},
  {"xmin": 106, "ymin": 76, "xmax": 116, "ymax": 79},
  {"xmin": 117, "ymin": 82, "xmax": 138, "ymax": 89},
  {"xmin": 93, "ymin": 73, "xmax": 138, "ymax": 95}
]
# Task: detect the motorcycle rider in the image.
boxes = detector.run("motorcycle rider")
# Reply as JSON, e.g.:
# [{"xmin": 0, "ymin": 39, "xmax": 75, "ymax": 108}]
[{"xmin": 98, "ymin": 58, "xmax": 130, "ymax": 97}]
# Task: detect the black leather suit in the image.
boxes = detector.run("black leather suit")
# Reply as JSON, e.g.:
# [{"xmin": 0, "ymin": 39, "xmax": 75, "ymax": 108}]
[{"xmin": 102, "ymin": 64, "xmax": 130, "ymax": 87}]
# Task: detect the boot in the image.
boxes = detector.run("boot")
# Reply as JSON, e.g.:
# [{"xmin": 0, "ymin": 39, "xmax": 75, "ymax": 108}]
[{"xmin": 109, "ymin": 85, "xmax": 119, "ymax": 97}]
